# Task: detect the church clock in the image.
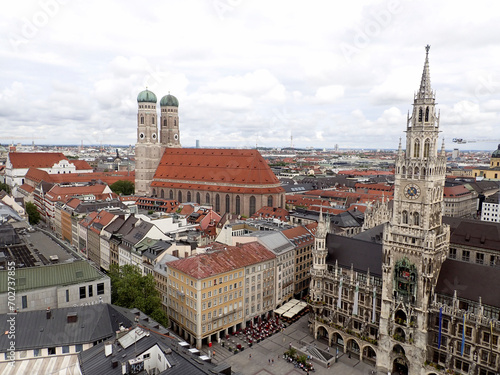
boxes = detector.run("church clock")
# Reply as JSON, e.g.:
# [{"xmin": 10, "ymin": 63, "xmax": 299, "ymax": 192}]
[{"xmin": 403, "ymin": 183, "xmax": 421, "ymax": 199}]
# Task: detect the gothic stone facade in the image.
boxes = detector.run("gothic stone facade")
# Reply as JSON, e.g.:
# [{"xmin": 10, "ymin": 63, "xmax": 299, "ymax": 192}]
[{"xmin": 308, "ymin": 47, "xmax": 500, "ymax": 375}]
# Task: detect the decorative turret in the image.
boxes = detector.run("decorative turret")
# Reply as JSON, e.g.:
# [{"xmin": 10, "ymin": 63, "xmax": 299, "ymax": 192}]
[{"xmin": 313, "ymin": 208, "xmax": 328, "ymax": 272}]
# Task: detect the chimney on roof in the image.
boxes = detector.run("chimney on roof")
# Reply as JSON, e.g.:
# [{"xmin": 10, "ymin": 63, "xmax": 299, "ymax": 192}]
[{"xmin": 46, "ymin": 307, "xmax": 51, "ymax": 320}]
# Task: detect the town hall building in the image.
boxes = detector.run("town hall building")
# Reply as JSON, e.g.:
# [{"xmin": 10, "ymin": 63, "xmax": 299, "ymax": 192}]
[
  {"xmin": 134, "ymin": 91, "xmax": 285, "ymax": 217},
  {"xmin": 309, "ymin": 46, "xmax": 500, "ymax": 375}
]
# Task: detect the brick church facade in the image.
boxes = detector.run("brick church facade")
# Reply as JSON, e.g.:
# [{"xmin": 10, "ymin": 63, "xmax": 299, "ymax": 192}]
[{"xmin": 134, "ymin": 91, "xmax": 285, "ymax": 217}]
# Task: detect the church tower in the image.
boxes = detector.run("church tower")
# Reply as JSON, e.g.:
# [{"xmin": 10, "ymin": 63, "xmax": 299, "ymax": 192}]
[
  {"xmin": 377, "ymin": 46, "xmax": 450, "ymax": 375},
  {"xmin": 159, "ymin": 93, "xmax": 181, "ymax": 151},
  {"xmin": 310, "ymin": 209, "xmax": 329, "ymax": 302},
  {"xmin": 135, "ymin": 89, "xmax": 161, "ymax": 195}
]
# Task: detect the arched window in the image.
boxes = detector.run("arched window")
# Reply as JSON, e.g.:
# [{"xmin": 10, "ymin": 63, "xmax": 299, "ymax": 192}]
[
  {"xmin": 414, "ymin": 167, "xmax": 419, "ymax": 176},
  {"xmin": 196, "ymin": 192, "xmax": 201, "ymax": 204},
  {"xmin": 422, "ymin": 168, "xmax": 426, "ymax": 176},
  {"xmin": 249, "ymin": 196, "xmax": 256, "ymax": 216},
  {"xmin": 418, "ymin": 108, "xmax": 423, "ymax": 122},
  {"xmin": 163, "ymin": 119, "xmax": 167, "ymax": 127},
  {"xmin": 206, "ymin": 193, "xmax": 210, "ymax": 204},
  {"xmin": 267, "ymin": 196, "xmax": 273, "ymax": 207},
  {"xmin": 413, "ymin": 139, "xmax": 420, "ymax": 157},
  {"xmin": 174, "ymin": 119, "xmax": 177, "ymax": 127},
  {"xmin": 402, "ymin": 211, "xmax": 408, "ymax": 224},
  {"xmin": 215, "ymin": 194, "xmax": 220, "ymax": 212},
  {"xmin": 424, "ymin": 139, "xmax": 430, "ymax": 157},
  {"xmin": 160, "ymin": 189, "xmax": 164, "ymax": 199},
  {"xmin": 425, "ymin": 107, "xmax": 429, "ymax": 122},
  {"xmin": 178, "ymin": 191, "xmax": 182, "ymax": 203},
  {"xmin": 169, "ymin": 190, "xmax": 173, "ymax": 199},
  {"xmin": 152, "ymin": 116, "xmax": 155, "ymax": 124},
  {"xmin": 152, "ymin": 188, "xmax": 156, "ymax": 197},
  {"xmin": 235, "ymin": 195, "xmax": 241, "ymax": 215},
  {"xmin": 187, "ymin": 191, "xmax": 191, "ymax": 202},
  {"xmin": 413, "ymin": 212, "xmax": 420, "ymax": 226},
  {"xmin": 225, "ymin": 194, "xmax": 230, "ymax": 213},
  {"xmin": 140, "ymin": 116, "xmax": 144, "ymax": 124},
  {"xmin": 402, "ymin": 166, "xmax": 406, "ymax": 175}
]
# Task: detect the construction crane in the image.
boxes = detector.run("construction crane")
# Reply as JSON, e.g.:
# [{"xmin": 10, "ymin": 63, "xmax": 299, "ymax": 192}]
[{"xmin": 452, "ymin": 138, "xmax": 500, "ymax": 144}]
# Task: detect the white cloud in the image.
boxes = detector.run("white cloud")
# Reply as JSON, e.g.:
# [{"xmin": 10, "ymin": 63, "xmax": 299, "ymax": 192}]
[{"xmin": 1, "ymin": 0, "xmax": 500, "ymax": 149}]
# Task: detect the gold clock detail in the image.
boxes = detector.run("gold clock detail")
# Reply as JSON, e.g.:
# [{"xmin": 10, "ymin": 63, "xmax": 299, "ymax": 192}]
[{"xmin": 404, "ymin": 183, "xmax": 421, "ymax": 199}]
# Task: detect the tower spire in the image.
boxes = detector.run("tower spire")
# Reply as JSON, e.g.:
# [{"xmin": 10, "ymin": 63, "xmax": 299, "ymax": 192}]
[{"xmin": 418, "ymin": 45, "xmax": 433, "ymax": 99}]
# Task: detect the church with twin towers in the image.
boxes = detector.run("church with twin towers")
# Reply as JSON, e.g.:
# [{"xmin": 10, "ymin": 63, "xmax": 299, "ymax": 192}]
[{"xmin": 134, "ymin": 90, "xmax": 286, "ymax": 217}]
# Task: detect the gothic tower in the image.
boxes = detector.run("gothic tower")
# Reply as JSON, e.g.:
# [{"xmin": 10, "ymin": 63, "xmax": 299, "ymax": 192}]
[
  {"xmin": 377, "ymin": 46, "xmax": 450, "ymax": 375},
  {"xmin": 159, "ymin": 93, "xmax": 181, "ymax": 151},
  {"xmin": 135, "ymin": 89, "xmax": 161, "ymax": 195},
  {"xmin": 310, "ymin": 209, "xmax": 329, "ymax": 301}
]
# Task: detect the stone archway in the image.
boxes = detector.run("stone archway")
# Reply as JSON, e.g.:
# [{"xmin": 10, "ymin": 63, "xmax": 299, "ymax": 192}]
[
  {"xmin": 332, "ymin": 332, "xmax": 344, "ymax": 352},
  {"xmin": 316, "ymin": 325, "xmax": 328, "ymax": 341},
  {"xmin": 346, "ymin": 338, "xmax": 361, "ymax": 360},
  {"xmin": 362, "ymin": 345, "xmax": 377, "ymax": 365},
  {"xmin": 393, "ymin": 356, "xmax": 409, "ymax": 375}
]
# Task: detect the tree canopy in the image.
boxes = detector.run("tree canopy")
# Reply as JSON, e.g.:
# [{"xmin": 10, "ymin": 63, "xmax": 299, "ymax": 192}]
[
  {"xmin": 109, "ymin": 180, "xmax": 135, "ymax": 195},
  {"xmin": 0, "ymin": 183, "xmax": 11, "ymax": 194},
  {"xmin": 109, "ymin": 264, "xmax": 168, "ymax": 327},
  {"xmin": 25, "ymin": 202, "xmax": 41, "ymax": 225}
]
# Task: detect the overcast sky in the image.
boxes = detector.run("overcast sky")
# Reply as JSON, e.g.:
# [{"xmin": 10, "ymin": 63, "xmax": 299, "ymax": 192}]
[{"xmin": 2, "ymin": 0, "xmax": 500, "ymax": 151}]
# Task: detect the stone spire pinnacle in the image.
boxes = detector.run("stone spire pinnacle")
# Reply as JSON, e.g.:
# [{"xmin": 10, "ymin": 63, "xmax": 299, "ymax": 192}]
[{"xmin": 418, "ymin": 45, "xmax": 433, "ymax": 100}]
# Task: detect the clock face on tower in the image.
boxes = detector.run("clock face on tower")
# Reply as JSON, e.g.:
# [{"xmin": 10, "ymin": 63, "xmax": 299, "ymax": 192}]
[{"xmin": 404, "ymin": 183, "xmax": 421, "ymax": 199}]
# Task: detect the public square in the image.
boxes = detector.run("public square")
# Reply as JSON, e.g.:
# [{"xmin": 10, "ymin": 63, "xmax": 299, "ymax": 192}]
[{"xmin": 205, "ymin": 315, "xmax": 381, "ymax": 375}]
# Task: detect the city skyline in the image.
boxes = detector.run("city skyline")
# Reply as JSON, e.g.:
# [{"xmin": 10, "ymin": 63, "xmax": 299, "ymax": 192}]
[{"xmin": 2, "ymin": 1, "xmax": 500, "ymax": 150}]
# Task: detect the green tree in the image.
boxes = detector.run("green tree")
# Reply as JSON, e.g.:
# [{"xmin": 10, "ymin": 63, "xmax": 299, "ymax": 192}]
[
  {"xmin": 25, "ymin": 202, "xmax": 41, "ymax": 225},
  {"xmin": 109, "ymin": 264, "xmax": 168, "ymax": 327},
  {"xmin": 109, "ymin": 180, "xmax": 135, "ymax": 195},
  {"xmin": 0, "ymin": 183, "xmax": 11, "ymax": 194}
]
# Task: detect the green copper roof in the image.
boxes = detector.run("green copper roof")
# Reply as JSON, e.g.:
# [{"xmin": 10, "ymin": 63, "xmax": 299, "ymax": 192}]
[
  {"xmin": 160, "ymin": 94, "xmax": 179, "ymax": 107},
  {"xmin": 492, "ymin": 144, "xmax": 500, "ymax": 158},
  {"xmin": 137, "ymin": 89, "xmax": 157, "ymax": 103},
  {"xmin": 0, "ymin": 260, "xmax": 107, "ymax": 293}
]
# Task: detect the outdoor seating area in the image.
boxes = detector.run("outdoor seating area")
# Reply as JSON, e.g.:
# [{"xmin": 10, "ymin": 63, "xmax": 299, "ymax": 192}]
[
  {"xmin": 221, "ymin": 315, "xmax": 285, "ymax": 353},
  {"xmin": 274, "ymin": 299, "xmax": 309, "ymax": 323}
]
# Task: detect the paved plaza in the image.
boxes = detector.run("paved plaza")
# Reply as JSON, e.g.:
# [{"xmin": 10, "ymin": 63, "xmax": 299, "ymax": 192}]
[{"xmin": 204, "ymin": 315, "xmax": 382, "ymax": 375}]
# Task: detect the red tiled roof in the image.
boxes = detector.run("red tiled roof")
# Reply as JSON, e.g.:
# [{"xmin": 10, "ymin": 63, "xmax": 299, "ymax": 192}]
[
  {"xmin": 444, "ymin": 185, "xmax": 471, "ymax": 198},
  {"xmin": 167, "ymin": 242, "xmax": 275, "ymax": 279},
  {"xmin": 79, "ymin": 211, "xmax": 98, "ymax": 228},
  {"xmin": 282, "ymin": 225, "xmax": 315, "ymax": 243},
  {"xmin": 8, "ymin": 152, "xmax": 67, "ymax": 168},
  {"xmin": 251, "ymin": 206, "xmax": 289, "ymax": 221},
  {"xmin": 66, "ymin": 198, "xmax": 81, "ymax": 209},
  {"xmin": 45, "ymin": 184, "xmax": 113, "ymax": 203},
  {"xmin": 25, "ymin": 168, "xmax": 52, "ymax": 184},
  {"xmin": 89, "ymin": 211, "xmax": 116, "ymax": 234},
  {"xmin": 71, "ymin": 159, "xmax": 92, "ymax": 170},
  {"xmin": 49, "ymin": 171, "xmax": 135, "ymax": 185},
  {"xmin": 152, "ymin": 148, "xmax": 284, "ymax": 193},
  {"xmin": 18, "ymin": 183, "xmax": 35, "ymax": 193}
]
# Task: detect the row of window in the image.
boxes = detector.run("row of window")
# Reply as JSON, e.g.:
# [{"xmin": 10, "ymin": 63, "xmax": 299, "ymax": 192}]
[
  {"xmin": 449, "ymin": 248, "xmax": 497, "ymax": 265},
  {"xmin": 6, "ymin": 344, "xmax": 84, "ymax": 360}
]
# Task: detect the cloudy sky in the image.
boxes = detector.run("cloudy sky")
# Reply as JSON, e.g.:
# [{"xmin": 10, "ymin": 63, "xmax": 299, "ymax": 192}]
[{"xmin": 2, "ymin": 0, "xmax": 500, "ymax": 150}]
